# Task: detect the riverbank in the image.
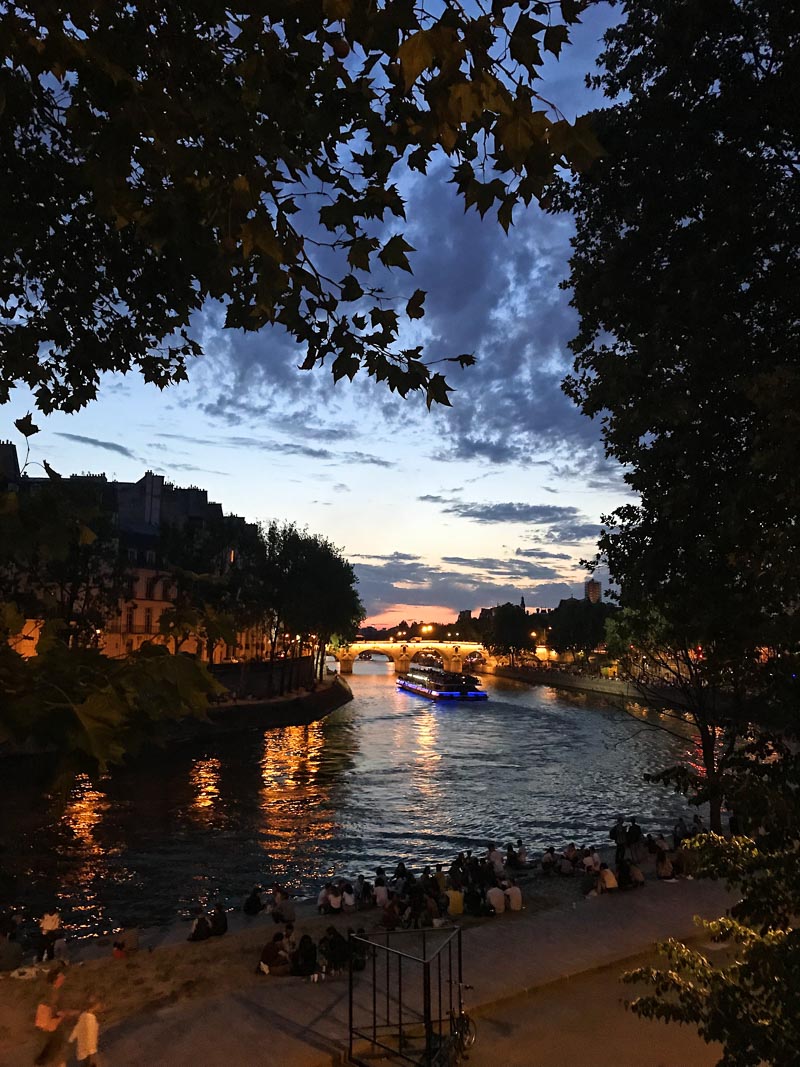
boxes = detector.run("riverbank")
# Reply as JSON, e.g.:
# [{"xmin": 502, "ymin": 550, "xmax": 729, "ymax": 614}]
[
  {"xmin": 171, "ymin": 672, "xmax": 353, "ymax": 740},
  {"xmin": 0, "ymin": 861, "xmax": 733, "ymax": 1066},
  {"xmin": 485, "ymin": 664, "xmax": 644, "ymax": 702}
]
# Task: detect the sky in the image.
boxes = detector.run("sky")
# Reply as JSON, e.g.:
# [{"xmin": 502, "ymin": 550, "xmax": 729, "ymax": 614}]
[{"xmin": 3, "ymin": 5, "xmax": 630, "ymax": 628}]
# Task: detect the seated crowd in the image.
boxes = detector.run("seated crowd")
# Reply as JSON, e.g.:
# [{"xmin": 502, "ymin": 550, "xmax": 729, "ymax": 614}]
[
  {"xmin": 539, "ymin": 813, "xmax": 702, "ymax": 896},
  {"xmin": 314, "ymin": 842, "xmax": 527, "ymax": 930}
]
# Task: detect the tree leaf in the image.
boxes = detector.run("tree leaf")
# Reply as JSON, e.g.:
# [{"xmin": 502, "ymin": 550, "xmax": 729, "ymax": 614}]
[
  {"xmin": 406, "ymin": 289, "xmax": 426, "ymax": 319},
  {"xmin": 15, "ymin": 413, "xmax": 39, "ymax": 438},
  {"xmin": 378, "ymin": 235, "xmax": 416, "ymax": 273},
  {"xmin": 397, "ymin": 30, "xmax": 436, "ymax": 91},
  {"xmin": 543, "ymin": 24, "xmax": 569, "ymax": 57}
]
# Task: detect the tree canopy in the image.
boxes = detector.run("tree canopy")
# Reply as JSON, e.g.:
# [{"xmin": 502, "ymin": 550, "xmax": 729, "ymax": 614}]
[
  {"xmin": 559, "ymin": 2, "xmax": 800, "ymax": 1060},
  {"xmin": 1, "ymin": 0, "xmax": 598, "ymax": 413}
]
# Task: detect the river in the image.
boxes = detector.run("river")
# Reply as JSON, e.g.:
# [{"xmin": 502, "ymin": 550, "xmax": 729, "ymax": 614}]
[{"xmin": 0, "ymin": 661, "xmax": 702, "ymax": 937}]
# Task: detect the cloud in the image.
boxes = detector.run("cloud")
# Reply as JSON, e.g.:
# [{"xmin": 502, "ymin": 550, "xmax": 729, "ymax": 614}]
[
  {"xmin": 353, "ymin": 549, "xmax": 585, "ymax": 620},
  {"xmin": 55, "ymin": 433, "xmax": 137, "ymax": 459},
  {"xmin": 515, "ymin": 547, "xmax": 572, "ymax": 561},
  {"xmin": 155, "ymin": 463, "xmax": 229, "ymax": 477}
]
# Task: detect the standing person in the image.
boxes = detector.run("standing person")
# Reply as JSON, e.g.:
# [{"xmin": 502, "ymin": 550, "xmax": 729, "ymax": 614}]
[
  {"xmin": 69, "ymin": 996, "xmax": 101, "ymax": 1067},
  {"xmin": 673, "ymin": 817, "xmax": 689, "ymax": 848},
  {"xmin": 627, "ymin": 818, "xmax": 644, "ymax": 863},
  {"xmin": 34, "ymin": 967, "xmax": 71, "ymax": 1067},
  {"xmin": 36, "ymin": 906, "xmax": 62, "ymax": 963},
  {"xmin": 610, "ymin": 818, "xmax": 627, "ymax": 864}
]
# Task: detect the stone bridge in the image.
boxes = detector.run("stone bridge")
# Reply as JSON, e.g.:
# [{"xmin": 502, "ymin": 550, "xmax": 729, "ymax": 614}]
[{"xmin": 329, "ymin": 640, "xmax": 497, "ymax": 675}]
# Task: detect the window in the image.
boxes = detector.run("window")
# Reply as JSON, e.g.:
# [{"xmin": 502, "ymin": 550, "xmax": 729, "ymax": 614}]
[
  {"xmin": 125, "ymin": 606, "xmax": 135, "ymax": 632},
  {"xmin": 162, "ymin": 581, "xmax": 173, "ymax": 601},
  {"xmin": 145, "ymin": 577, "xmax": 158, "ymax": 599},
  {"xmin": 126, "ymin": 578, "xmax": 137, "ymax": 599},
  {"xmin": 145, "ymin": 549, "xmax": 156, "ymax": 565},
  {"xmin": 144, "ymin": 608, "xmax": 153, "ymax": 634},
  {"xmin": 127, "ymin": 548, "xmax": 137, "ymax": 563}
]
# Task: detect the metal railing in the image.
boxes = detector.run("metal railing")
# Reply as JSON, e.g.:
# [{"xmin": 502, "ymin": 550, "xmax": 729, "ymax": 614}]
[{"xmin": 348, "ymin": 926, "xmax": 465, "ymax": 1067}]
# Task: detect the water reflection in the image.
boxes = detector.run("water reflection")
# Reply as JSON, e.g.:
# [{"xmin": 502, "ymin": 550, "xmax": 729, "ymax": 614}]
[
  {"xmin": 258, "ymin": 723, "xmax": 335, "ymax": 888},
  {"xmin": 189, "ymin": 757, "xmax": 222, "ymax": 825},
  {"xmin": 2, "ymin": 664, "xmax": 704, "ymax": 936},
  {"xmin": 60, "ymin": 774, "xmax": 113, "ymax": 935},
  {"xmin": 62, "ymin": 774, "xmax": 108, "ymax": 847}
]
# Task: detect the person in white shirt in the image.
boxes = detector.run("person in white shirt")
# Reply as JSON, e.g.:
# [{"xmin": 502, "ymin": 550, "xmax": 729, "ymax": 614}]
[
  {"xmin": 504, "ymin": 881, "xmax": 523, "ymax": 911},
  {"xmin": 37, "ymin": 908, "xmax": 62, "ymax": 963},
  {"xmin": 486, "ymin": 885, "xmax": 505, "ymax": 914},
  {"xmin": 374, "ymin": 878, "xmax": 389, "ymax": 909},
  {"xmin": 70, "ymin": 998, "xmax": 101, "ymax": 1066},
  {"xmin": 487, "ymin": 843, "xmax": 504, "ymax": 875}
]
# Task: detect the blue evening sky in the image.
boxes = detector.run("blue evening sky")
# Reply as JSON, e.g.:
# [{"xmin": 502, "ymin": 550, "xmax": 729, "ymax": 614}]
[{"xmin": 4, "ymin": 4, "xmax": 628, "ymax": 626}]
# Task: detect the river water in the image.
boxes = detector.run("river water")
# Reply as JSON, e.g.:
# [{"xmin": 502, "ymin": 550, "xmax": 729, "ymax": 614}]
[{"xmin": 0, "ymin": 662, "xmax": 701, "ymax": 937}]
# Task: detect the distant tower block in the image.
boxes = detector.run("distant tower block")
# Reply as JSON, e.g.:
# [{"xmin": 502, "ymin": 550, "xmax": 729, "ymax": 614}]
[{"xmin": 584, "ymin": 579, "xmax": 602, "ymax": 604}]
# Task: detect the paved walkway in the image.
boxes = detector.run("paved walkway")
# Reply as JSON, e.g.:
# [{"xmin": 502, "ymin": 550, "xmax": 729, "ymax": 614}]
[{"xmin": 88, "ymin": 878, "xmax": 732, "ymax": 1067}]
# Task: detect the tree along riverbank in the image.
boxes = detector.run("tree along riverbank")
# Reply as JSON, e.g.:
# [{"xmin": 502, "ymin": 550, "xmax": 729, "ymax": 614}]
[{"xmin": 0, "ymin": 673, "xmax": 353, "ymax": 761}]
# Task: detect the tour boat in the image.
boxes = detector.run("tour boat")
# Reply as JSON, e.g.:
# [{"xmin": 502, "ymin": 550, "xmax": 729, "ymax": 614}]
[{"xmin": 396, "ymin": 666, "xmax": 488, "ymax": 701}]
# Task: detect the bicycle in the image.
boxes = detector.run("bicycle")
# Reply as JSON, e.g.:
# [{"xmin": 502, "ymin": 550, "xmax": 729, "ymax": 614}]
[{"xmin": 446, "ymin": 983, "xmax": 477, "ymax": 1064}]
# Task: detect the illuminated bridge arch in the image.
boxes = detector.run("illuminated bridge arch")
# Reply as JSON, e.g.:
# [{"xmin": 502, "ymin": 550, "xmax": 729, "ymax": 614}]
[{"xmin": 328, "ymin": 640, "xmax": 497, "ymax": 675}]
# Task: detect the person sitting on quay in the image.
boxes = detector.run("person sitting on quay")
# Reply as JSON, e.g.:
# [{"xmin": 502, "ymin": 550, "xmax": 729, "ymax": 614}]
[
  {"xmin": 374, "ymin": 877, "xmax": 389, "ymax": 909},
  {"xmin": 504, "ymin": 879, "xmax": 523, "ymax": 911},
  {"xmin": 691, "ymin": 813, "xmax": 705, "ymax": 835},
  {"xmin": 504, "ymin": 843, "xmax": 520, "ymax": 870},
  {"xmin": 541, "ymin": 847, "xmax": 557, "ymax": 875},
  {"xmin": 581, "ymin": 846, "xmax": 601, "ymax": 874},
  {"xmin": 257, "ymin": 931, "xmax": 291, "ymax": 976},
  {"xmin": 317, "ymin": 884, "xmax": 331, "ymax": 914},
  {"xmin": 112, "ymin": 924, "xmax": 139, "ymax": 959},
  {"xmin": 597, "ymin": 864, "xmax": 619, "ymax": 894},
  {"xmin": 381, "ymin": 892, "xmax": 403, "ymax": 930},
  {"xmin": 655, "ymin": 849, "xmax": 675, "ymax": 881},
  {"xmin": 283, "ymin": 922, "xmax": 297, "ymax": 955},
  {"xmin": 187, "ymin": 906, "xmax": 212, "ymax": 942},
  {"xmin": 210, "ymin": 903, "xmax": 228, "ymax": 937},
  {"xmin": 319, "ymin": 926, "xmax": 349, "ymax": 976},
  {"xmin": 515, "ymin": 839, "xmax": 528, "ymax": 866},
  {"xmin": 243, "ymin": 886, "xmax": 265, "ymax": 916},
  {"xmin": 341, "ymin": 882, "xmax": 357, "ymax": 913},
  {"xmin": 486, "ymin": 882, "xmax": 506, "ymax": 915},
  {"xmin": 354, "ymin": 874, "xmax": 374, "ymax": 909},
  {"xmin": 445, "ymin": 882, "xmax": 464, "ymax": 918},
  {"xmin": 434, "ymin": 863, "xmax": 447, "ymax": 893},
  {"xmin": 291, "ymin": 934, "xmax": 318, "ymax": 979},
  {"xmin": 270, "ymin": 887, "xmax": 296, "ymax": 924},
  {"xmin": 326, "ymin": 882, "xmax": 343, "ymax": 916},
  {"xmin": 616, "ymin": 858, "xmax": 645, "ymax": 891}
]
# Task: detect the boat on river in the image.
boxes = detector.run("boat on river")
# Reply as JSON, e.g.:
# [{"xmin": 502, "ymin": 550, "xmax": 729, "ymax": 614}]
[{"xmin": 396, "ymin": 666, "xmax": 488, "ymax": 701}]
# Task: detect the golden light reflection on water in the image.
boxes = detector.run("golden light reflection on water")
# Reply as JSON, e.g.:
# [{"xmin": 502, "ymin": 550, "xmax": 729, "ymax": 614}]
[
  {"xmin": 62, "ymin": 773, "xmax": 108, "ymax": 847},
  {"xmin": 190, "ymin": 757, "xmax": 222, "ymax": 825},
  {"xmin": 259, "ymin": 723, "xmax": 335, "ymax": 884},
  {"xmin": 60, "ymin": 774, "xmax": 112, "ymax": 935},
  {"xmin": 412, "ymin": 708, "xmax": 442, "ymax": 800}
]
